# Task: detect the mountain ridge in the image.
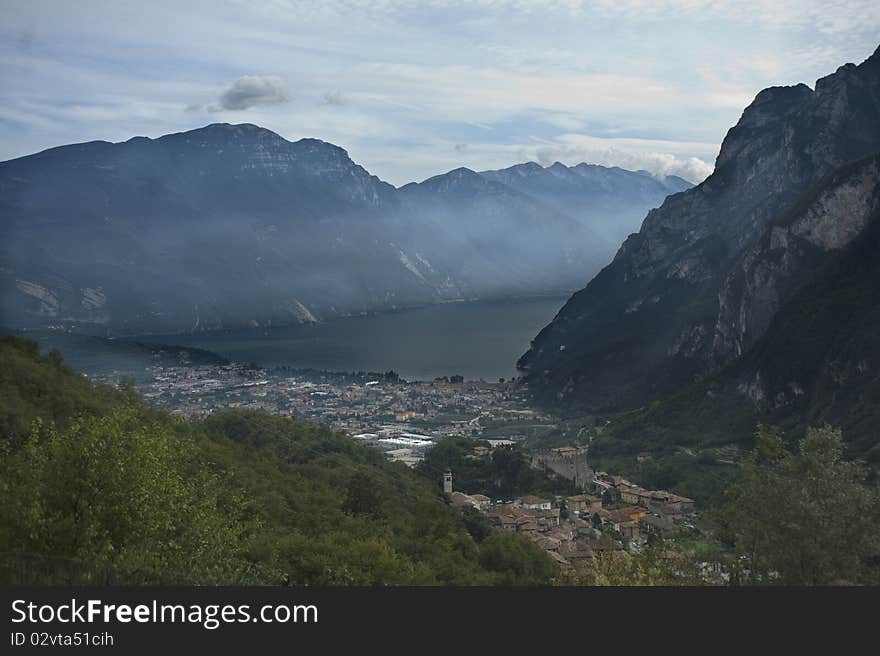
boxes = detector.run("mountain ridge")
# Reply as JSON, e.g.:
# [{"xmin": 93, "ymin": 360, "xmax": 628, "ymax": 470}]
[
  {"xmin": 0, "ymin": 123, "xmax": 688, "ymax": 334},
  {"xmin": 519, "ymin": 45, "xmax": 880, "ymax": 414},
  {"xmin": 520, "ymin": 46, "xmax": 880, "ymax": 475}
]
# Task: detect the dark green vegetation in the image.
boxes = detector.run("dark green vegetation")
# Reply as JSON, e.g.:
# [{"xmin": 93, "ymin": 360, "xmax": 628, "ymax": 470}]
[
  {"xmin": 0, "ymin": 337, "xmax": 555, "ymax": 585},
  {"xmin": 718, "ymin": 425, "xmax": 880, "ymax": 585},
  {"xmin": 417, "ymin": 435, "xmax": 578, "ymax": 500}
]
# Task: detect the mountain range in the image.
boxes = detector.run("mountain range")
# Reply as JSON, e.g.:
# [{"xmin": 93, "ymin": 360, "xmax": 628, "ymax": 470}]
[
  {"xmin": 519, "ymin": 45, "xmax": 880, "ymax": 465},
  {"xmin": 0, "ymin": 125, "xmax": 687, "ymax": 334}
]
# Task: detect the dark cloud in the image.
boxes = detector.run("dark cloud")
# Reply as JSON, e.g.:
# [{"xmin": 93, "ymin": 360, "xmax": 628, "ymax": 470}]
[
  {"xmin": 321, "ymin": 90, "xmax": 347, "ymax": 106},
  {"xmin": 212, "ymin": 75, "xmax": 290, "ymax": 111}
]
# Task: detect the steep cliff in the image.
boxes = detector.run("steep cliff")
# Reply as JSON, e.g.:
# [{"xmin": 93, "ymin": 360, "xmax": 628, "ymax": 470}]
[
  {"xmin": 519, "ymin": 46, "xmax": 880, "ymax": 414},
  {"xmin": 591, "ymin": 154, "xmax": 880, "ymax": 468}
]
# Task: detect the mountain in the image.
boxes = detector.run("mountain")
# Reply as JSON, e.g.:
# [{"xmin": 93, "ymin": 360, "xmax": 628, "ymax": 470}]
[
  {"xmin": 0, "ymin": 124, "xmax": 686, "ymax": 334},
  {"xmin": 395, "ymin": 167, "xmax": 604, "ymax": 298},
  {"xmin": 0, "ymin": 124, "xmax": 423, "ymax": 333},
  {"xmin": 480, "ymin": 161, "xmax": 691, "ymax": 250},
  {"xmin": 519, "ymin": 46, "xmax": 880, "ymax": 459}
]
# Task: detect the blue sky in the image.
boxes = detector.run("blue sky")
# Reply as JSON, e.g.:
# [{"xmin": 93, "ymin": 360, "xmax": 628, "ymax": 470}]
[{"xmin": 1, "ymin": 0, "xmax": 878, "ymax": 185}]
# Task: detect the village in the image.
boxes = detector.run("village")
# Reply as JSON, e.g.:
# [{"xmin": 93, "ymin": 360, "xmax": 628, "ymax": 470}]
[{"xmin": 444, "ymin": 444, "xmax": 708, "ymax": 575}]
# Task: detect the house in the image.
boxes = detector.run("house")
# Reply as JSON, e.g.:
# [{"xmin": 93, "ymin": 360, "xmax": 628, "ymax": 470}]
[
  {"xmin": 587, "ymin": 538, "xmax": 625, "ymax": 558},
  {"xmin": 518, "ymin": 495, "xmax": 552, "ymax": 510},
  {"xmin": 616, "ymin": 521, "xmax": 640, "ymax": 540},
  {"xmin": 592, "ymin": 472, "xmax": 633, "ymax": 501},
  {"xmin": 495, "ymin": 515, "xmax": 520, "ymax": 532},
  {"xmin": 619, "ymin": 483, "xmax": 654, "ymax": 506},
  {"xmin": 609, "ymin": 506, "xmax": 647, "ymax": 524},
  {"xmin": 560, "ymin": 540, "xmax": 595, "ymax": 563},
  {"xmin": 470, "ymin": 494, "xmax": 491, "ymax": 511},
  {"xmin": 535, "ymin": 508, "xmax": 561, "ymax": 528},
  {"xmin": 534, "ymin": 535, "xmax": 562, "ymax": 552},
  {"xmin": 566, "ymin": 494, "xmax": 603, "ymax": 515},
  {"xmin": 546, "ymin": 525, "xmax": 574, "ymax": 542},
  {"xmin": 574, "ymin": 518, "xmax": 595, "ymax": 537},
  {"xmin": 517, "ymin": 518, "xmax": 540, "ymax": 533},
  {"xmin": 449, "ymin": 491, "xmax": 491, "ymax": 511},
  {"xmin": 647, "ymin": 491, "xmax": 695, "ymax": 515},
  {"xmin": 640, "ymin": 513, "xmax": 675, "ymax": 534}
]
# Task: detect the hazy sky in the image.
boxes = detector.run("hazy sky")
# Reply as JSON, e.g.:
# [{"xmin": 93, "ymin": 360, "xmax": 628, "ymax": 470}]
[{"xmin": 2, "ymin": 1, "xmax": 879, "ymax": 185}]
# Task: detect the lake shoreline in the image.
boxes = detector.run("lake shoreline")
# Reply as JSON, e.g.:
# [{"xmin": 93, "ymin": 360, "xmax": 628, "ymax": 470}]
[{"xmin": 115, "ymin": 296, "xmax": 570, "ymax": 382}]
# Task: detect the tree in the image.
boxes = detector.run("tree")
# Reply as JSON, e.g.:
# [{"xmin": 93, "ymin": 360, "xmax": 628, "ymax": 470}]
[
  {"xmin": 0, "ymin": 407, "xmax": 250, "ymax": 584},
  {"xmin": 478, "ymin": 532, "xmax": 557, "ymax": 585},
  {"xmin": 342, "ymin": 469, "xmax": 383, "ymax": 519},
  {"xmin": 722, "ymin": 425, "xmax": 880, "ymax": 585}
]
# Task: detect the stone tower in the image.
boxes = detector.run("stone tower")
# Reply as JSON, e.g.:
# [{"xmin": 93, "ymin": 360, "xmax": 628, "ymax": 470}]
[{"xmin": 443, "ymin": 469, "xmax": 453, "ymax": 495}]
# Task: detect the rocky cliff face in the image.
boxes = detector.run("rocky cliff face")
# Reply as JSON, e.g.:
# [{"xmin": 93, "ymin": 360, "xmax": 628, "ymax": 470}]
[
  {"xmin": 519, "ymin": 45, "xmax": 880, "ymax": 412},
  {"xmin": 713, "ymin": 155, "xmax": 880, "ymax": 365},
  {"xmin": 0, "ymin": 123, "xmax": 684, "ymax": 334}
]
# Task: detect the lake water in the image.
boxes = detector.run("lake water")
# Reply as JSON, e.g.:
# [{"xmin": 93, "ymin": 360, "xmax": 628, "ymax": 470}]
[{"xmin": 135, "ymin": 296, "xmax": 567, "ymax": 381}]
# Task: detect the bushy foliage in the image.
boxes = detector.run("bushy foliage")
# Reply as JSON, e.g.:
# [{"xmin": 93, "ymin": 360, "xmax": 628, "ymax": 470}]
[
  {"xmin": 0, "ymin": 338, "xmax": 556, "ymax": 586},
  {"xmin": 0, "ymin": 407, "xmax": 251, "ymax": 584},
  {"xmin": 719, "ymin": 425, "xmax": 880, "ymax": 585}
]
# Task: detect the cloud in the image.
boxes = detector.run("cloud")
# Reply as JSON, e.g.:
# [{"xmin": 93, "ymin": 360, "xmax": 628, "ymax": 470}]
[
  {"xmin": 527, "ymin": 142, "xmax": 715, "ymax": 183},
  {"xmin": 321, "ymin": 90, "xmax": 347, "ymax": 105},
  {"xmin": 212, "ymin": 75, "xmax": 290, "ymax": 111},
  {"xmin": 454, "ymin": 143, "xmax": 468, "ymax": 152}
]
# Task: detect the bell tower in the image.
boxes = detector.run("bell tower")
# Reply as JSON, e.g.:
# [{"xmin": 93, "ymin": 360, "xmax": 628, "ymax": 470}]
[{"xmin": 443, "ymin": 469, "xmax": 453, "ymax": 495}]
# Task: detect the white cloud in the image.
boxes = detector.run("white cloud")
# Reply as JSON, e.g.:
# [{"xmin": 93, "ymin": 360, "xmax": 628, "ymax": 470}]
[
  {"xmin": 0, "ymin": 0, "xmax": 877, "ymax": 187},
  {"xmin": 517, "ymin": 131, "xmax": 718, "ymax": 182}
]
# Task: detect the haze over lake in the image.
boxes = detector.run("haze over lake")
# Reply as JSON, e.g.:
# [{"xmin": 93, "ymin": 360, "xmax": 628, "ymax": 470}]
[{"xmin": 134, "ymin": 297, "xmax": 567, "ymax": 381}]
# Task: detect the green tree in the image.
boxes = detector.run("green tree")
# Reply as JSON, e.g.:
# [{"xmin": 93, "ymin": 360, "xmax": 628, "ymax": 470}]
[
  {"xmin": 478, "ymin": 532, "xmax": 557, "ymax": 585},
  {"xmin": 342, "ymin": 469, "xmax": 383, "ymax": 519},
  {"xmin": 722, "ymin": 425, "xmax": 880, "ymax": 585},
  {"xmin": 0, "ymin": 406, "xmax": 251, "ymax": 584}
]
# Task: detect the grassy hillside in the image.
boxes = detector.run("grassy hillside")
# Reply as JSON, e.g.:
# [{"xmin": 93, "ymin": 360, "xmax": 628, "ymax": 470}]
[{"xmin": 0, "ymin": 336, "xmax": 555, "ymax": 585}]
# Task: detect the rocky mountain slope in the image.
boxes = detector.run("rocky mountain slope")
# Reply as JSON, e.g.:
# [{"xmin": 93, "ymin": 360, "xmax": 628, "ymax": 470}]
[
  {"xmin": 592, "ymin": 153, "xmax": 880, "ymax": 470},
  {"xmin": 0, "ymin": 124, "xmax": 684, "ymax": 334},
  {"xmin": 519, "ymin": 45, "xmax": 880, "ymax": 429}
]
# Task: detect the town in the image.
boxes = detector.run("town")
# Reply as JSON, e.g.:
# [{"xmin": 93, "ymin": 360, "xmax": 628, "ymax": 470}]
[
  {"xmin": 91, "ymin": 360, "xmax": 558, "ymax": 465},
  {"xmin": 89, "ymin": 358, "xmax": 717, "ymax": 578}
]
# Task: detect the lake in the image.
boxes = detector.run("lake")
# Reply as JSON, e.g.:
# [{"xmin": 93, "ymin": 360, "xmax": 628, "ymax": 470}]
[{"xmin": 135, "ymin": 296, "xmax": 568, "ymax": 381}]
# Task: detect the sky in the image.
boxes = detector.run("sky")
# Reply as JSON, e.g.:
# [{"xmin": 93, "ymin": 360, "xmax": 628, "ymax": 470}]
[{"xmin": 1, "ymin": 1, "xmax": 879, "ymax": 186}]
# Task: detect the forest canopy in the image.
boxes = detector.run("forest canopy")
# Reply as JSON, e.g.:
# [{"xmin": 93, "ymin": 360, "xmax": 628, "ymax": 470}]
[{"xmin": 0, "ymin": 336, "xmax": 555, "ymax": 586}]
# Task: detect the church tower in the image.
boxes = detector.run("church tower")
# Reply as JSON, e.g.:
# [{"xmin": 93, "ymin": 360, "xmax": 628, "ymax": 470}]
[{"xmin": 443, "ymin": 469, "xmax": 453, "ymax": 495}]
